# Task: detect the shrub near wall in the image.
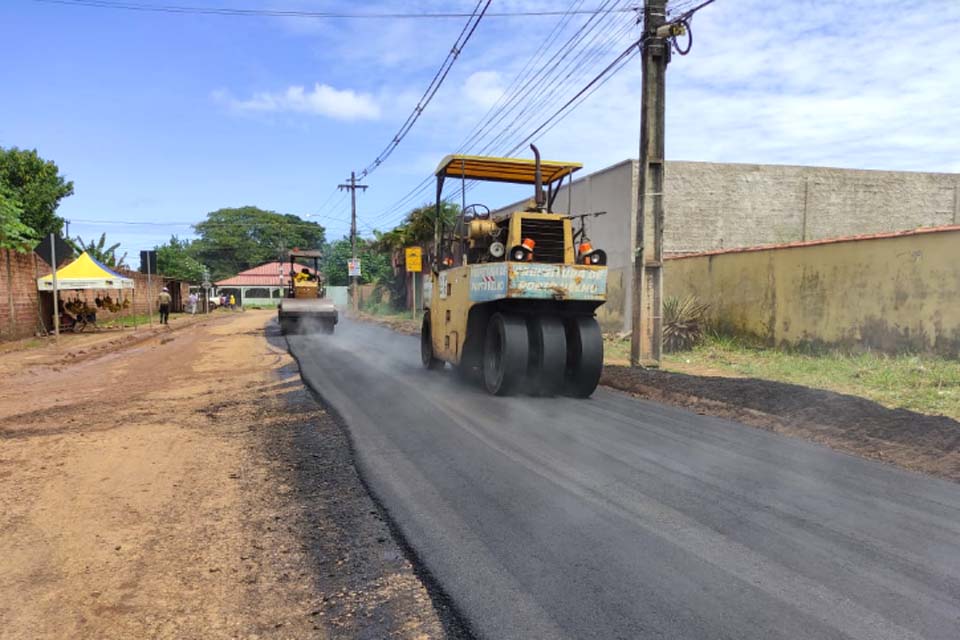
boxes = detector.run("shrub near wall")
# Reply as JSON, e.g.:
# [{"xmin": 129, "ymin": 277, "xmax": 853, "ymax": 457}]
[{"xmin": 665, "ymin": 226, "xmax": 960, "ymax": 356}]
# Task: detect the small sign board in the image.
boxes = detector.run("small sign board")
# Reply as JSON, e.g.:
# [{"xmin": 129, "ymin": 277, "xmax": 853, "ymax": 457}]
[
  {"xmin": 404, "ymin": 247, "xmax": 422, "ymax": 272},
  {"xmin": 347, "ymin": 258, "xmax": 362, "ymax": 277},
  {"xmin": 139, "ymin": 250, "xmax": 157, "ymax": 274},
  {"xmin": 33, "ymin": 235, "xmax": 73, "ymax": 268}
]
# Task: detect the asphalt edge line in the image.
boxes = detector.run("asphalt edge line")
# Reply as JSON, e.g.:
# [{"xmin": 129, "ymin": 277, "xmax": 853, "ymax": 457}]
[{"xmin": 280, "ymin": 326, "xmax": 477, "ymax": 640}]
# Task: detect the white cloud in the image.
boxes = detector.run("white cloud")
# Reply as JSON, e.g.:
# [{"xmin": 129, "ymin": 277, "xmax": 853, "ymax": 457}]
[
  {"xmin": 463, "ymin": 71, "xmax": 505, "ymax": 109},
  {"xmin": 244, "ymin": 0, "xmax": 960, "ymax": 231},
  {"xmin": 226, "ymin": 83, "xmax": 381, "ymax": 120}
]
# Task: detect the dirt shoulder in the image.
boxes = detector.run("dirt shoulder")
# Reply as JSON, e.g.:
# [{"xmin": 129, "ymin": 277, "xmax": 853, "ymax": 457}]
[
  {"xmin": 353, "ymin": 312, "xmax": 959, "ymax": 483},
  {"xmin": 0, "ymin": 310, "xmax": 446, "ymax": 639},
  {"xmin": 602, "ymin": 366, "xmax": 960, "ymax": 482},
  {"xmin": 0, "ymin": 311, "xmax": 208, "ymax": 376}
]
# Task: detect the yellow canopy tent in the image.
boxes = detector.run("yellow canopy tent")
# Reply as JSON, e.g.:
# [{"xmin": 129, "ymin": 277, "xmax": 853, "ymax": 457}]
[{"xmin": 37, "ymin": 251, "xmax": 134, "ymax": 291}]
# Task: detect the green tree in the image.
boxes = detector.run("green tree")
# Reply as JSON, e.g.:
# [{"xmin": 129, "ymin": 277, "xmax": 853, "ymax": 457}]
[
  {"xmin": 68, "ymin": 232, "xmax": 128, "ymax": 268},
  {"xmin": 322, "ymin": 237, "xmax": 392, "ymax": 287},
  {"xmin": 156, "ymin": 235, "xmax": 205, "ymax": 282},
  {"xmin": 370, "ymin": 201, "xmax": 458, "ymax": 253},
  {"xmin": 0, "ymin": 147, "xmax": 74, "ymax": 236},
  {"xmin": 367, "ymin": 202, "xmax": 459, "ymax": 306},
  {"xmin": 191, "ymin": 206, "xmax": 325, "ymax": 281},
  {"xmin": 0, "ymin": 185, "xmax": 37, "ymax": 251}
]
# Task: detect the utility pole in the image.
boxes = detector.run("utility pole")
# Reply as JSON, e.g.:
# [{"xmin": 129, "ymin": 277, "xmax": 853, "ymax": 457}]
[
  {"xmin": 50, "ymin": 233, "xmax": 60, "ymax": 339},
  {"xmin": 631, "ymin": 0, "xmax": 668, "ymax": 368},
  {"xmin": 338, "ymin": 171, "xmax": 368, "ymax": 312}
]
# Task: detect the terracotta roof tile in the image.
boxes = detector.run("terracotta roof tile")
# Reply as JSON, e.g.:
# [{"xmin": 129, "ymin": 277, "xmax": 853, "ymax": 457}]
[{"xmin": 215, "ymin": 261, "xmax": 312, "ymax": 286}]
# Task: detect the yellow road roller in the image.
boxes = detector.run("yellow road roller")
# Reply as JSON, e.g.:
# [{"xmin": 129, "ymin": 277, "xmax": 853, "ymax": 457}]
[
  {"xmin": 421, "ymin": 146, "xmax": 607, "ymax": 397},
  {"xmin": 278, "ymin": 249, "xmax": 338, "ymax": 334}
]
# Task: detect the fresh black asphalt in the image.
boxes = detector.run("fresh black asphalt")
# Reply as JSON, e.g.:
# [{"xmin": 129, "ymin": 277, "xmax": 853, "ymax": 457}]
[{"xmin": 287, "ymin": 320, "xmax": 960, "ymax": 640}]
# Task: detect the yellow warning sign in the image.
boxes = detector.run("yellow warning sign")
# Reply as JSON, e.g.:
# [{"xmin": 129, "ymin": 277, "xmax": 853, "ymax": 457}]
[{"xmin": 405, "ymin": 246, "xmax": 422, "ymax": 272}]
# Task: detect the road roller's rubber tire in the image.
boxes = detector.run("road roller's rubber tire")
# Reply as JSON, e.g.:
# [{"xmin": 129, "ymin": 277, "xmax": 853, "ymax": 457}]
[
  {"xmin": 421, "ymin": 312, "xmax": 444, "ymax": 370},
  {"xmin": 528, "ymin": 315, "xmax": 567, "ymax": 396},
  {"xmin": 564, "ymin": 316, "xmax": 603, "ymax": 398},
  {"xmin": 483, "ymin": 313, "xmax": 529, "ymax": 396},
  {"xmin": 454, "ymin": 361, "xmax": 481, "ymax": 386}
]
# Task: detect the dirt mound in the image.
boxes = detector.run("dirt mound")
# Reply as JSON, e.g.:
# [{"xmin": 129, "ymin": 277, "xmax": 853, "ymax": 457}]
[{"xmin": 602, "ymin": 365, "xmax": 960, "ymax": 482}]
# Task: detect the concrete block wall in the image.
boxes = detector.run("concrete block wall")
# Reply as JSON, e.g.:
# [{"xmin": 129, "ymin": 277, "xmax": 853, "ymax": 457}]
[
  {"xmin": 666, "ymin": 162, "xmax": 960, "ymax": 254},
  {"xmin": 556, "ymin": 160, "xmax": 637, "ymax": 331},
  {"xmin": 497, "ymin": 159, "xmax": 960, "ymax": 332}
]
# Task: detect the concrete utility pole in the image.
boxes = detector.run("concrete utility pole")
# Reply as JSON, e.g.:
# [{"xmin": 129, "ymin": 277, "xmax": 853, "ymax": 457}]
[
  {"xmin": 631, "ymin": 0, "xmax": 668, "ymax": 368},
  {"xmin": 338, "ymin": 171, "xmax": 368, "ymax": 312}
]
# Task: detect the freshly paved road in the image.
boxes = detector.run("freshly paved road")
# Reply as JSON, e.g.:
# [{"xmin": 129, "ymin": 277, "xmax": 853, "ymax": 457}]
[{"xmin": 288, "ymin": 320, "xmax": 960, "ymax": 640}]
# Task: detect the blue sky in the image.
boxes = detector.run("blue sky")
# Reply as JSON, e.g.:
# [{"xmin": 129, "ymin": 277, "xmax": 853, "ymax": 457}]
[{"xmin": 2, "ymin": 0, "xmax": 958, "ymax": 260}]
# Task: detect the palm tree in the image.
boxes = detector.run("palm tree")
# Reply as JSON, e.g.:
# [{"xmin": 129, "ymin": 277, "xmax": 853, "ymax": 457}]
[{"xmin": 69, "ymin": 232, "xmax": 128, "ymax": 268}]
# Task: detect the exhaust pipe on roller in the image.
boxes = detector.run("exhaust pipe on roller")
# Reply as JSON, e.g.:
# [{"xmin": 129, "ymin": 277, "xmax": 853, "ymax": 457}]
[{"xmin": 530, "ymin": 144, "xmax": 545, "ymax": 211}]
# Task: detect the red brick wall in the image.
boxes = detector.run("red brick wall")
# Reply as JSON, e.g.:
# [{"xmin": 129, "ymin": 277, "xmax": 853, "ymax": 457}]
[
  {"xmin": 1, "ymin": 249, "xmax": 191, "ymax": 339},
  {"xmin": 0, "ymin": 249, "xmax": 47, "ymax": 339}
]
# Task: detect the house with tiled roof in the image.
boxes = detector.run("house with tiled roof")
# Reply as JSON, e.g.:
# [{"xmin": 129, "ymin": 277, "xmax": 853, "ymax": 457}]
[{"xmin": 214, "ymin": 261, "xmax": 314, "ymax": 306}]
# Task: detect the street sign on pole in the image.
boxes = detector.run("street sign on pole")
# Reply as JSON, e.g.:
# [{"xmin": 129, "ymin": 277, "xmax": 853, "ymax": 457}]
[
  {"xmin": 142, "ymin": 251, "xmax": 154, "ymax": 325},
  {"xmin": 404, "ymin": 246, "xmax": 422, "ymax": 272},
  {"xmin": 34, "ymin": 234, "xmax": 73, "ymax": 269},
  {"xmin": 347, "ymin": 259, "xmax": 362, "ymax": 277},
  {"xmin": 139, "ymin": 250, "xmax": 157, "ymax": 275}
]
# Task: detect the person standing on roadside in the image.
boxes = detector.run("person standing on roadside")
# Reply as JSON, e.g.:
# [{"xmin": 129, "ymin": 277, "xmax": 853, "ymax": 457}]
[
  {"xmin": 158, "ymin": 287, "xmax": 172, "ymax": 324},
  {"xmin": 188, "ymin": 291, "xmax": 198, "ymax": 315},
  {"xmin": 228, "ymin": 293, "xmax": 236, "ymax": 310}
]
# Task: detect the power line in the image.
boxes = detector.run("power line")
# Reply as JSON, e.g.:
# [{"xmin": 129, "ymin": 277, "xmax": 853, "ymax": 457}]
[
  {"xmin": 360, "ymin": 0, "xmax": 597, "ymax": 227},
  {"xmin": 453, "ymin": 0, "xmax": 595, "ymax": 155},
  {"xmin": 366, "ymin": 2, "xmax": 639, "ymax": 228},
  {"xmin": 33, "ymin": 0, "xmax": 640, "ymax": 20},
  {"xmin": 355, "ymin": 0, "xmax": 491, "ymax": 180},
  {"xmin": 363, "ymin": 4, "xmax": 616, "ymax": 223},
  {"xmin": 394, "ymin": 29, "xmax": 640, "ymax": 221},
  {"xmin": 479, "ymin": 7, "xmax": 635, "ymax": 155},
  {"xmin": 469, "ymin": 0, "xmax": 628, "ymax": 156},
  {"xmin": 69, "ymin": 218, "xmax": 337, "ymax": 228},
  {"xmin": 508, "ymin": 39, "xmax": 642, "ymax": 154}
]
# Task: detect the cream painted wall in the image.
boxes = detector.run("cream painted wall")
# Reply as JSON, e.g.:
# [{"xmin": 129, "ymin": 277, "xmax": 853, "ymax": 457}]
[
  {"xmin": 665, "ymin": 228, "xmax": 960, "ymax": 355},
  {"xmin": 493, "ymin": 159, "xmax": 959, "ymax": 335}
]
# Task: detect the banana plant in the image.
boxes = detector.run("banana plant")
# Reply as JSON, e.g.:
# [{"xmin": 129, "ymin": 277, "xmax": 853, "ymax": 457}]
[{"xmin": 68, "ymin": 232, "xmax": 128, "ymax": 268}]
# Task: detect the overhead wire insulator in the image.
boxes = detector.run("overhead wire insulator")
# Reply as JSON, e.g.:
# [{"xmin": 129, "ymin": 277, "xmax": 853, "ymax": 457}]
[{"xmin": 671, "ymin": 19, "xmax": 692, "ymax": 55}]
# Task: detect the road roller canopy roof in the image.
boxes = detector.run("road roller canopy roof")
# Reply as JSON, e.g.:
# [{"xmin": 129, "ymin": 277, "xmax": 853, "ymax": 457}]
[
  {"xmin": 434, "ymin": 155, "xmax": 582, "ymax": 185},
  {"xmin": 288, "ymin": 249, "xmax": 323, "ymax": 259}
]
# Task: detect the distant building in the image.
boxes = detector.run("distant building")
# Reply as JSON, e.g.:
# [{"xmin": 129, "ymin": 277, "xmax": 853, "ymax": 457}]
[
  {"xmin": 496, "ymin": 159, "xmax": 960, "ymax": 331},
  {"xmin": 215, "ymin": 261, "xmax": 310, "ymax": 306}
]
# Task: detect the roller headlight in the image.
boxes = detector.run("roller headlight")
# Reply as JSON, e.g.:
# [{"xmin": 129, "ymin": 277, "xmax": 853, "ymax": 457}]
[
  {"xmin": 510, "ymin": 245, "xmax": 530, "ymax": 261},
  {"xmin": 582, "ymin": 249, "xmax": 606, "ymax": 266}
]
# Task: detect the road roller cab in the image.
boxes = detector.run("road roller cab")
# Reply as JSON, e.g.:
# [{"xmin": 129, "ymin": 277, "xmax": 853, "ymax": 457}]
[{"xmin": 421, "ymin": 146, "xmax": 607, "ymax": 397}]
